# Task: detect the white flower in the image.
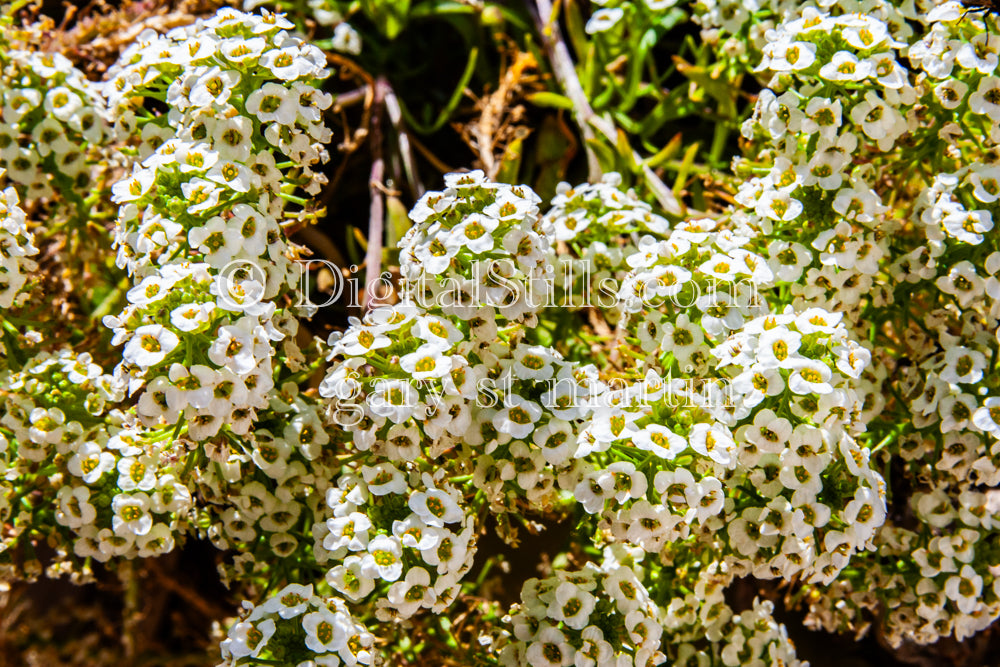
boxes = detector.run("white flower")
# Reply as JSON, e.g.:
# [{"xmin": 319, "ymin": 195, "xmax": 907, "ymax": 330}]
[
  {"xmin": 575, "ymin": 470, "xmax": 615, "ymax": 514},
  {"xmin": 221, "ymin": 36, "xmax": 267, "ymax": 63},
  {"xmin": 258, "ymin": 47, "xmax": 308, "ymax": 80},
  {"xmin": 969, "ymin": 76, "xmax": 1000, "ymax": 119},
  {"xmin": 188, "ymin": 217, "xmax": 243, "ymax": 267},
  {"xmin": 246, "ymin": 82, "xmax": 299, "ymax": 125},
  {"xmin": 368, "ymin": 379, "xmax": 423, "ymax": 423},
  {"xmin": 841, "ymin": 19, "xmax": 890, "ymax": 50},
  {"xmin": 693, "ymin": 476, "xmax": 724, "ymax": 522},
  {"xmin": 849, "ymin": 90, "xmax": 905, "ymax": 149},
  {"xmin": 326, "ymin": 555, "xmax": 376, "ymax": 601},
  {"xmin": 526, "ymin": 626, "xmax": 573, "ymax": 667},
  {"xmin": 934, "ymin": 79, "xmax": 968, "ymax": 110},
  {"xmin": 2, "ymin": 87, "xmax": 41, "ymax": 122},
  {"xmin": 262, "ymin": 583, "xmax": 315, "ymax": 619},
  {"xmin": 43, "ymin": 87, "xmax": 83, "ymax": 121},
  {"xmin": 224, "ymin": 618, "xmax": 275, "ymax": 660},
  {"xmin": 574, "ymin": 626, "xmax": 614, "ymax": 667},
  {"xmin": 209, "ymin": 318, "xmax": 266, "ymax": 374},
  {"xmin": 331, "ymin": 23, "xmax": 362, "ymax": 55},
  {"xmin": 548, "ymin": 581, "xmax": 596, "ymax": 630},
  {"xmin": 757, "ymin": 327, "xmax": 801, "ymax": 369},
  {"xmin": 335, "ymin": 325, "xmax": 391, "ymax": 356},
  {"xmin": 765, "ymin": 40, "xmax": 816, "ymax": 72},
  {"xmin": 585, "ymin": 8, "xmax": 624, "ymax": 34},
  {"xmin": 512, "ymin": 345, "xmax": 555, "ymax": 381},
  {"xmin": 302, "ymin": 606, "xmax": 348, "ymax": 653},
  {"xmin": 413, "ymin": 315, "xmax": 463, "ymax": 348},
  {"xmin": 633, "ymin": 425, "xmax": 686, "ymax": 459},
  {"xmin": 935, "ymin": 261, "xmax": 984, "ymax": 308},
  {"xmin": 67, "ymin": 441, "xmax": 116, "ymax": 483},
  {"xmin": 387, "ymin": 567, "xmax": 435, "ymax": 617},
  {"xmin": 732, "ymin": 367, "xmax": 784, "ymax": 408},
  {"xmin": 688, "ymin": 422, "xmax": 735, "ymax": 468},
  {"xmin": 409, "ymin": 485, "xmax": 463, "ymax": 527},
  {"xmin": 787, "ymin": 359, "xmax": 833, "ymax": 395},
  {"xmin": 942, "ymin": 208, "xmax": 992, "ymax": 245},
  {"xmin": 170, "ymin": 301, "xmax": 216, "ymax": 332},
  {"xmin": 941, "ymin": 347, "xmax": 987, "ymax": 385},
  {"xmin": 969, "ymin": 164, "xmax": 1000, "ymax": 203},
  {"xmin": 819, "ymin": 51, "xmax": 872, "ymax": 82},
  {"xmin": 111, "ymin": 492, "xmax": 153, "ymax": 536},
  {"xmin": 492, "ymin": 394, "xmax": 543, "ymax": 440},
  {"xmin": 400, "ymin": 344, "xmax": 453, "ymax": 380},
  {"xmin": 135, "ymin": 523, "xmax": 174, "ymax": 558},
  {"xmin": 956, "ymin": 33, "xmax": 1000, "ymax": 74},
  {"xmin": 123, "ymin": 325, "xmax": 179, "ymax": 368},
  {"xmin": 206, "ymin": 160, "xmax": 252, "ymax": 193},
  {"xmin": 755, "ymin": 189, "xmax": 803, "ymax": 221},
  {"xmin": 361, "ymin": 463, "xmax": 407, "ymax": 495},
  {"xmin": 111, "ymin": 167, "xmax": 155, "ymax": 203},
  {"xmin": 801, "ymin": 97, "xmax": 842, "ymax": 139},
  {"xmin": 362, "ymin": 534, "xmax": 404, "ymax": 582},
  {"xmin": 944, "ymin": 565, "xmax": 983, "ymax": 614},
  {"xmin": 56, "ymin": 486, "xmax": 97, "ymax": 529},
  {"xmin": 767, "ymin": 240, "xmax": 813, "ymax": 281},
  {"xmin": 973, "ymin": 397, "xmax": 1000, "ymax": 435},
  {"xmin": 660, "ymin": 314, "xmax": 704, "ymax": 362}
]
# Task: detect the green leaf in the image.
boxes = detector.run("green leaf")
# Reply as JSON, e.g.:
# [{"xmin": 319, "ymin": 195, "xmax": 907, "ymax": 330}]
[
  {"xmin": 564, "ymin": 0, "xmax": 589, "ymax": 60},
  {"xmin": 497, "ymin": 136, "xmax": 526, "ymax": 184},
  {"xmin": 655, "ymin": 7, "xmax": 687, "ymax": 31},
  {"xmin": 645, "ymin": 132, "xmax": 683, "ymax": 169},
  {"xmin": 586, "ymin": 138, "xmax": 618, "ymax": 175},
  {"xmin": 385, "ymin": 195, "xmax": 411, "ymax": 251},
  {"xmin": 673, "ymin": 140, "xmax": 700, "ymax": 198},
  {"xmin": 525, "ymin": 91, "xmax": 575, "ymax": 110},
  {"xmin": 673, "ymin": 55, "xmax": 740, "ymax": 120},
  {"xmin": 533, "ymin": 116, "xmax": 573, "ymax": 201},
  {"xmin": 615, "ymin": 128, "xmax": 637, "ymax": 173}
]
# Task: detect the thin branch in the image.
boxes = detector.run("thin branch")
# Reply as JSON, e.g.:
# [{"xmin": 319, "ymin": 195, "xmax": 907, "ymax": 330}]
[
  {"xmin": 382, "ymin": 82, "xmax": 424, "ymax": 200},
  {"xmin": 529, "ymin": 0, "xmax": 601, "ymax": 181},
  {"xmin": 333, "ymin": 87, "xmax": 368, "ymax": 111}
]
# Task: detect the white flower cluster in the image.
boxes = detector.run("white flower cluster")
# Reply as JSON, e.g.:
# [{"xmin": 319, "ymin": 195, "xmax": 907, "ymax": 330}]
[
  {"xmin": 398, "ymin": 170, "xmax": 550, "ymax": 326},
  {"xmin": 314, "ymin": 469, "xmax": 478, "ymax": 622},
  {"xmin": 312, "ymin": 173, "xmax": 614, "ymax": 629},
  {"xmin": 543, "ymin": 172, "xmax": 669, "ymax": 315},
  {"xmin": 499, "ymin": 559, "xmax": 666, "ymax": 666},
  {"xmin": 197, "ymin": 382, "xmax": 345, "ymax": 576},
  {"xmin": 0, "ymin": 41, "xmax": 109, "ymax": 202},
  {"xmin": 585, "ymin": 0, "xmax": 681, "ymax": 36},
  {"xmin": 693, "ymin": 0, "xmax": 919, "ymax": 70},
  {"xmin": 498, "ymin": 549, "xmax": 804, "ymax": 667},
  {"xmin": 0, "ymin": 175, "xmax": 38, "ymax": 309},
  {"xmin": 102, "ymin": 8, "xmax": 332, "ymax": 441},
  {"xmin": 729, "ymin": 1, "xmax": 1000, "ymax": 648},
  {"xmin": 220, "ymin": 584, "xmax": 374, "ymax": 666},
  {"xmin": 598, "ymin": 213, "xmax": 883, "ymax": 583},
  {"xmin": 0, "ymin": 348, "xmax": 194, "ymax": 576},
  {"xmin": 737, "ymin": 11, "xmax": 917, "ymax": 324}
]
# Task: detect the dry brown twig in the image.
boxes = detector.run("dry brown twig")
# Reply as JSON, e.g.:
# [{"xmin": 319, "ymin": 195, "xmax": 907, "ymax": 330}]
[{"xmin": 453, "ymin": 46, "xmax": 542, "ymax": 179}]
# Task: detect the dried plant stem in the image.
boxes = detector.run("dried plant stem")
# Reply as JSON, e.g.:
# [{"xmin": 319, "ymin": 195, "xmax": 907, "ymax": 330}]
[{"xmin": 530, "ymin": 0, "xmax": 601, "ymax": 181}]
